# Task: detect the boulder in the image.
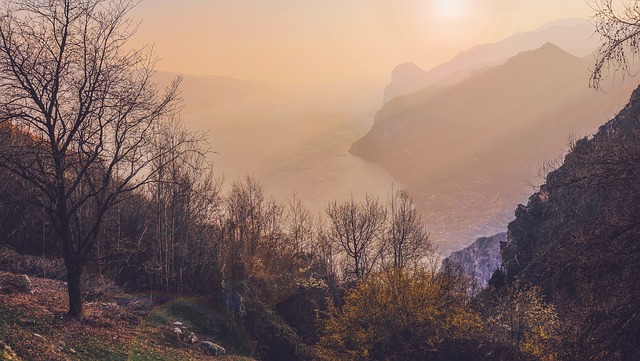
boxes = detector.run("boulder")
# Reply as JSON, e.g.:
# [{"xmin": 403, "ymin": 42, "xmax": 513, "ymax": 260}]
[
  {"xmin": 0, "ymin": 274, "xmax": 33, "ymax": 294},
  {"xmin": 173, "ymin": 327, "xmax": 183, "ymax": 336},
  {"xmin": 186, "ymin": 332, "xmax": 199, "ymax": 344},
  {"xmin": 200, "ymin": 341, "xmax": 226, "ymax": 356}
]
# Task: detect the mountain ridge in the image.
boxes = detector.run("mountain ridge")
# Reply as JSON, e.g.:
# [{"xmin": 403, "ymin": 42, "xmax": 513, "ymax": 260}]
[
  {"xmin": 383, "ymin": 18, "xmax": 597, "ymax": 104},
  {"xmin": 352, "ymin": 42, "xmax": 637, "ymax": 252}
]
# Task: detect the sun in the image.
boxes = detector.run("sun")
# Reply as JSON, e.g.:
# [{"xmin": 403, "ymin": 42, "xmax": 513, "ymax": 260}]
[{"xmin": 431, "ymin": 0, "xmax": 467, "ymax": 22}]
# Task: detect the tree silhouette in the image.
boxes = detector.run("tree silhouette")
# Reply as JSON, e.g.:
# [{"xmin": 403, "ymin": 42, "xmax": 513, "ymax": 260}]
[
  {"xmin": 590, "ymin": 0, "xmax": 640, "ymax": 89},
  {"xmin": 0, "ymin": 0, "xmax": 196, "ymax": 316}
]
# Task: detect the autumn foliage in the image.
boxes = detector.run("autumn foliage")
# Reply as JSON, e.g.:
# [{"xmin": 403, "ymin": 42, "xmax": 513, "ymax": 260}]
[{"xmin": 317, "ymin": 267, "xmax": 483, "ymax": 360}]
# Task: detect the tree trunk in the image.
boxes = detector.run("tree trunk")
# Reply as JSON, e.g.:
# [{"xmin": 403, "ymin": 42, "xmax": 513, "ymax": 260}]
[
  {"xmin": 60, "ymin": 208, "xmax": 83, "ymax": 317},
  {"xmin": 66, "ymin": 257, "xmax": 83, "ymax": 317}
]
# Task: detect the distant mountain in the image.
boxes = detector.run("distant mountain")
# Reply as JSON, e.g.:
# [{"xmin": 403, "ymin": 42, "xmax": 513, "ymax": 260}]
[
  {"xmin": 442, "ymin": 232, "xmax": 506, "ymax": 289},
  {"xmin": 383, "ymin": 18, "xmax": 598, "ymax": 103},
  {"xmin": 153, "ymin": 72, "xmax": 268, "ymax": 113},
  {"xmin": 352, "ymin": 43, "xmax": 637, "ymax": 252},
  {"xmin": 382, "ymin": 63, "xmax": 431, "ymax": 104}
]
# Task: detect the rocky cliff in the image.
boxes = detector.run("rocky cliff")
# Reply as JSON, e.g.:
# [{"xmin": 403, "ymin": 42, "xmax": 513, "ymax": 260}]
[{"xmin": 442, "ymin": 232, "xmax": 505, "ymax": 289}]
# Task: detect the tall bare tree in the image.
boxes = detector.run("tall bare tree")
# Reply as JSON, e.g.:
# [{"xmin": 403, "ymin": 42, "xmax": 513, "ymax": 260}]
[
  {"xmin": 384, "ymin": 188, "xmax": 431, "ymax": 269},
  {"xmin": 0, "ymin": 0, "xmax": 195, "ymax": 316}
]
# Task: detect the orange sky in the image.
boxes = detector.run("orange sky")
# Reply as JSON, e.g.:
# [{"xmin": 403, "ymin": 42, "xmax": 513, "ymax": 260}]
[{"xmin": 129, "ymin": 0, "xmax": 592, "ymax": 84}]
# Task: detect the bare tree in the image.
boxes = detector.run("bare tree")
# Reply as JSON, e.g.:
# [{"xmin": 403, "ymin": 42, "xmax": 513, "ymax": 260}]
[
  {"xmin": 326, "ymin": 195, "xmax": 386, "ymax": 279},
  {"xmin": 589, "ymin": 0, "xmax": 640, "ymax": 89},
  {"xmin": 147, "ymin": 116, "xmax": 213, "ymax": 293},
  {"xmin": 384, "ymin": 188, "xmax": 431, "ymax": 269},
  {"xmin": 0, "ymin": 0, "xmax": 196, "ymax": 316},
  {"xmin": 285, "ymin": 192, "xmax": 313, "ymax": 256}
]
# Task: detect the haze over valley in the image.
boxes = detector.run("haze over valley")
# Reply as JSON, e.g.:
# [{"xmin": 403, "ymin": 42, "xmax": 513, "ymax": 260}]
[{"xmin": 162, "ymin": 17, "xmax": 635, "ymax": 253}]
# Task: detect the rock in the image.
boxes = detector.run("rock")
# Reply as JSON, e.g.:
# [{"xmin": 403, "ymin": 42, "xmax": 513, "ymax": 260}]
[
  {"xmin": 442, "ymin": 232, "xmax": 506, "ymax": 290},
  {"xmin": 173, "ymin": 327, "xmax": 183, "ymax": 336},
  {"xmin": 200, "ymin": 341, "xmax": 226, "ymax": 356},
  {"xmin": 99, "ymin": 302, "xmax": 117, "ymax": 309},
  {"xmin": 186, "ymin": 332, "xmax": 199, "ymax": 344},
  {"xmin": 20, "ymin": 318, "xmax": 36, "ymax": 325},
  {"xmin": 0, "ymin": 274, "xmax": 33, "ymax": 294},
  {"xmin": 172, "ymin": 321, "xmax": 183, "ymax": 326}
]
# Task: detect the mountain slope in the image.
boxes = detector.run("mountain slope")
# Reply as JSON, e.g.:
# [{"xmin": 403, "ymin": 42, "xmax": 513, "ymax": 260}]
[
  {"xmin": 499, "ymin": 85, "xmax": 640, "ymax": 360},
  {"xmin": 352, "ymin": 43, "xmax": 637, "ymax": 252},
  {"xmin": 0, "ymin": 270, "xmax": 254, "ymax": 360},
  {"xmin": 383, "ymin": 19, "xmax": 597, "ymax": 103}
]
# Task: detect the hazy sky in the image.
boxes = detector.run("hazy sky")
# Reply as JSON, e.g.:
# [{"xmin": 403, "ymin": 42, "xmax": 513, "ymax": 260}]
[{"xmin": 129, "ymin": 0, "xmax": 592, "ymax": 83}]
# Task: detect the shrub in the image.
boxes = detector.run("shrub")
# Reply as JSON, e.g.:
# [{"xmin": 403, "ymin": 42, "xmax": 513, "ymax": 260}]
[{"xmin": 316, "ymin": 267, "xmax": 483, "ymax": 361}]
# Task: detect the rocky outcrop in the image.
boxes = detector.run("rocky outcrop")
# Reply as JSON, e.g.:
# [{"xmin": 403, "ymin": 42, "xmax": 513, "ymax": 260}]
[
  {"xmin": 443, "ymin": 233, "xmax": 505, "ymax": 289},
  {"xmin": 200, "ymin": 341, "xmax": 226, "ymax": 356}
]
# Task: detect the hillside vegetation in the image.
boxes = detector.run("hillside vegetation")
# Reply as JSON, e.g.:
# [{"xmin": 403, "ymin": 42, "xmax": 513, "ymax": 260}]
[{"xmin": 496, "ymin": 85, "xmax": 640, "ymax": 360}]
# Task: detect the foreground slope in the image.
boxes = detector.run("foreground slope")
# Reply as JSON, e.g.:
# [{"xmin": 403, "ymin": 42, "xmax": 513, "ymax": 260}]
[
  {"xmin": 500, "ymin": 85, "xmax": 640, "ymax": 360},
  {"xmin": 0, "ymin": 271, "xmax": 254, "ymax": 361},
  {"xmin": 352, "ymin": 43, "xmax": 637, "ymax": 251}
]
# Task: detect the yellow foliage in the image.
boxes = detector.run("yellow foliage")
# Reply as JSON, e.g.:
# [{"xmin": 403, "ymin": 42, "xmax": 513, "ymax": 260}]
[
  {"xmin": 486, "ymin": 283, "xmax": 560, "ymax": 361},
  {"xmin": 316, "ymin": 267, "xmax": 481, "ymax": 360}
]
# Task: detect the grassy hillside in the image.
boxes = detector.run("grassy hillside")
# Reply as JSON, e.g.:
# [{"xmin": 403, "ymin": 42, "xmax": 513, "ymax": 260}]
[{"xmin": 0, "ymin": 271, "xmax": 255, "ymax": 361}]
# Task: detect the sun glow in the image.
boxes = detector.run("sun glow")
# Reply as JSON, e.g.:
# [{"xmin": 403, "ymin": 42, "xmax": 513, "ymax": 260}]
[{"xmin": 431, "ymin": 0, "xmax": 467, "ymax": 22}]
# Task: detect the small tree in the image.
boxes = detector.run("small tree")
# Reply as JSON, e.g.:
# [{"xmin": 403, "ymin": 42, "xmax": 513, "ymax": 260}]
[
  {"xmin": 326, "ymin": 195, "xmax": 386, "ymax": 280},
  {"xmin": 0, "ymin": 0, "xmax": 196, "ymax": 316}
]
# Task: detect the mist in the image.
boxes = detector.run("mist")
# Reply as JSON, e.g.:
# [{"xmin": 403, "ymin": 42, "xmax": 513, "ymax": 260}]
[{"xmin": 169, "ymin": 76, "xmax": 400, "ymax": 212}]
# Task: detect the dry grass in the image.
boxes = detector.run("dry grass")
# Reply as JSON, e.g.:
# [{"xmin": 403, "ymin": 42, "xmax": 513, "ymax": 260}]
[{"xmin": 0, "ymin": 271, "xmax": 255, "ymax": 361}]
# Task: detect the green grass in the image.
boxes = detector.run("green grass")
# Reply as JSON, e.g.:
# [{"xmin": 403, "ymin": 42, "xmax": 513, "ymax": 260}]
[
  {"xmin": 0, "ymin": 293, "xmax": 256, "ymax": 361},
  {"xmin": 146, "ymin": 297, "xmax": 255, "ymax": 356}
]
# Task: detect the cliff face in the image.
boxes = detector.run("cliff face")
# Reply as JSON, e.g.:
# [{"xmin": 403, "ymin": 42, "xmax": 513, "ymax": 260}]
[
  {"xmin": 500, "ymin": 85, "xmax": 640, "ymax": 359},
  {"xmin": 442, "ymin": 232, "xmax": 505, "ymax": 289}
]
